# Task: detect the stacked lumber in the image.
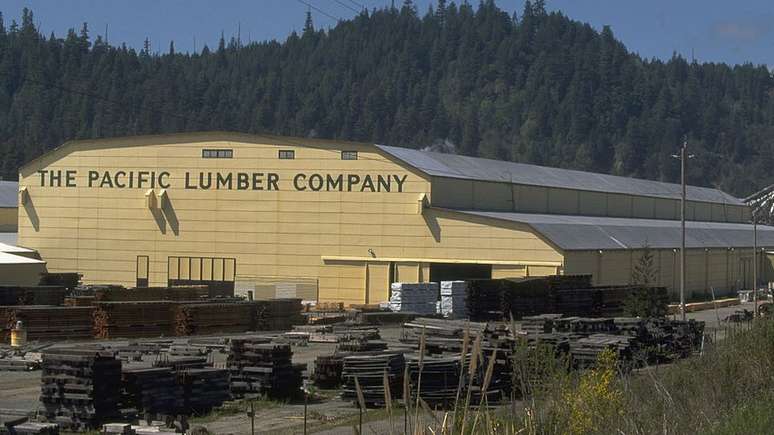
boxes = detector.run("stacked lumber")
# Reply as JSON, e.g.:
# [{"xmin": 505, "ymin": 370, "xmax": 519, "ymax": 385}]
[
  {"xmin": 337, "ymin": 339, "xmax": 388, "ymax": 352},
  {"xmin": 10, "ymin": 422, "xmax": 60, "ymax": 434},
  {"xmin": 63, "ymin": 296, "xmax": 96, "ymax": 307},
  {"xmin": 405, "ymin": 355, "xmax": 461, "ymax": 407},
  {"xmin": 10, "ymin": 307, "xmax": 94, "ymax": 341},
  {"xmin": 227, "ymin": 340, "xmax": 302, "ymax": 399},
  {"xmin": 389, "ymin": 283, "xmax": 438, "ymax": 314},
  {"xmin": 570, "ymin": 334, "xmax": 635, "ymax": 370},
  {"xmin": 152, "ymin": 356, "xmax": 208, "ymax": 371},
  {"xmin": 39, "ymin": 272, "xmax": 81, "ymax": 290},
  {"xmin": 173, "ymin": 302, "xmax": 255, "ymax": 336},
  {"xmin": 0, "ymin": 305, "xmax": 14, "ymax": 342},
  {"xmin": 0, "ymin": 357, "xmax": 40, "ymax": 371},
  {"xmin": 39, "ymin": 349, "xmax": 122, "ymax": 431},
  {"xmin": 440, "ymin": 281, "xmax": 467, "ymax": 319},
  {"xmin": 254, "ymin": 298, "xmax": 304, "ymax": 330},
  {"xmin": 93, "ymin": 302, "xmax": 176, "ymax": 339},
  {"xmin": 0, "ymin": 286, "xmax": 67, "ymax": 306},
  {"xmin": 178, "ymin": 368, "xmax": 230, "ymax": 414},
  {"xmin": 94, "ymin": 286, "xmax": 208, "ymax": 302},
  {"xmin": 466, "ymin": 280, "xmax": 508, "ymax": 321},
  {"xmin": 121, "ymin": 367, "xmax": 183, "ymax": 416},
  {"xmin": 341, "ymin": 353, "xmax": 404, "ymax": 407},
  {"xmin": 313, "ymin": 354, "xmax": 345, "ymax": 389},
  {"xmin": 401, "ymin": 318, "xmax": 488, "ymax": 354},
  {"xmin": 521, "ymin": 314, "xmax": 563, "ymax": 334}
]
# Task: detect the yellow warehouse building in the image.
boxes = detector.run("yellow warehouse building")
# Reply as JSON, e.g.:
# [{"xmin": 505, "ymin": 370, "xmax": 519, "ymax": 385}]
[{"xmin": 16, "ymin": 132, "xmax": 774, "ymax": 304}]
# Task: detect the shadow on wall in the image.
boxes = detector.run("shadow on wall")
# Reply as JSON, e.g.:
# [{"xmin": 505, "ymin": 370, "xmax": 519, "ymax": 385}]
[
  {"xmin": 24, "ymin": 198, "xmax": 39, "ymax": 232},
  {"xmin": 151, "ymin": 205, "xmax": 166, "ymax": 234},
  {"xmin": 162, "ymin": 197, "xmax": 179, "ymax": 236},
  {"xmin": 423, "ymin": 210, "xmax": 441, "ymax": 243}
]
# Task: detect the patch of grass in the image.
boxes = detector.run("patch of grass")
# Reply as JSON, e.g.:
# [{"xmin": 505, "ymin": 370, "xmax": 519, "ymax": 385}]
[
  {"xmin": 711, "ymin": 395, "xmax": 774, "ymax": 435},
  {"xmin": 189, "ymin": 397, "xmax": 282, "ymax": 423}
]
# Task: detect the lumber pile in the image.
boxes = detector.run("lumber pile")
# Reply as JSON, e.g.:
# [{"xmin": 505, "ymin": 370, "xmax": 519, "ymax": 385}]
[
  {"xmin": 173, "ymin": 302, "xmax": 255, "ymax": 336},
  {"xmin": 337, "ymin": 338, "xmax": 388, "ymax": 352},
  {"xmin": 39, "ymin": 272, "xmax": 81, "ymax": 290},
  {"xmin": 63, "ymin": 296, "xmax": 96, "ymax": 307},
  {"xmin": 152, "ymin": 356, "xmax": 208, "ymax": 371},
  {"xmin": 94, "ymin": 286, "xmax": 208, "ymax": 302},
  {"xmin": 341, "ymin": 353, "xmax": 404, "ymax": 407},
  {"xmin": 39, "ymin": 349, "xmax": 122, "ymax": 431},
  {"xmin": 313, "ymin": 354, "xmax": 345, "ymax": 389},
  {"xmin": 405, "ymin": 354, "xmax": 461, "ymax": 407},
  {"xmin": 0, "ymin": 357, "xmax": 40, "ymax": 371},
  {"xmin": 178, "ymin": 368, "xmax": 230, "ymax": 414},
  {"xmin": 466, "ymin": 276, "xmax": 669, "ymax": 321},
  {"xmin": 10, "ymin": 306, "xmax": 94, "ymax": 341},
  {"xmin": 121, "ymin": 367, "xmax": 183, "ymax": 417},
  {"xmin": 227, "ymin": 340, "xmax": 302, "ymax": 399},
  {"xmin": 440, "ymin": 281, "xmax": 467, "ymax": 319},
  {"xmin": 402, "ymin": 317, "xmax": 489, "ymax": 354},
  {"xmin": 254, "ymin": 298, "xmax": 304, "ymax": 330},
  {"xmin": 389, "ymin": 283, "xmax": 438, "ymax": 315},
  {"xmin": 93, "ymin": 302, "xmax": 176, "ymax": 339},
  {"xmin": 0, "ymin": 286, "xmax": 67, "ymax": 306},
  {"xmin": 570, "ymin": 334, "xmax": 635, "ymax": 370},
  {"xmin": 10, "ymin": 422, "xmax": 60, "ymax": 434}
]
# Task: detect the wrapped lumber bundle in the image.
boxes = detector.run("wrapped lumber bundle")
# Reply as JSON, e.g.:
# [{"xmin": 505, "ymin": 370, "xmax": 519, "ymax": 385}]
[
  {"xmin": 121, "ymin": 367, "xmax": 183, "ymax": 417},
  {"xmin": 341, "ymin": 353, "xmax": 404, "ymax": 407},
  {"xmin": 389, "ymin": 283, "xmax": 438, "ymax": 315},
  {"xmin": 440, "ymin": 281, "xmax": 468, "ymax": 319},
  {"xmin": 10, "ymin": 306, "xmax": 94, "ymax": 341},
  {"xmin": 0, "ymin": 286, "xmax": 67, "ymax": 306},
  {"xmin": 173, "ymin": 302, "xmax": 255, "ymax": 336},
  {"xmin": 39, "ymin": 349, "xmax": 122, "ymax": 431},
  {"xmin": 178, "ymin": 368, "xmax": 230, "ymax": 414},
  {"xmin": 94, "ymin": 286, "xmax": 208, "ymax": 302},
  {"xmin": 313, "ymin": 354, "xmax": 345, "ymax": 389},
  {"xmin": 93, "ymin": 302, "xmax": 176, "ymax": 339},
  {"xmin": 405, "ymin": 355, "xmax": 461, "ymax": 408},
  {"xmin": 254, "ymin": 298, "xmax": 304, "ymax": 330},
  {"xmin": 227, "ymin": 340, "xmax": 302, "ymax": 399}
]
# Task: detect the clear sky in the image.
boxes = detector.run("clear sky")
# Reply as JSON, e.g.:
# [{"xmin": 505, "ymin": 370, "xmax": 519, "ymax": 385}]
[{"xmin": 2, "ymin": 0, "xmax": 774, "ymax": 67}]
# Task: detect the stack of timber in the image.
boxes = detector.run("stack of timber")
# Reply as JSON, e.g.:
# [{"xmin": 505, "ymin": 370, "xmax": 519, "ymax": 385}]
[
  {"xmin": 63, "ymin": 296, "xmax": 96, "ymax": 307},
  {"xmin": 254, "ymin": 298, "xmax": 304, "ymax": 330},
  {"xmin": 9, "ymin": 422, "xmax": 60, "ymax": 434},
  {"xmin": 39, "ymin": 349, "xmax": 122, "ymax": 431},
  {"xmin": 570, "ymin": 334, "xmax": 635, "ymax": 370},
  {"xmin": 405, "ymin": 354, "xmax": 461, "ymax": 407},
  {"xmin": 121, "ymin": 367, "xmax": 183, "ymax": 417},
  {"xmin": 440, "ymin": 281, "xmax": 468, "ymax": 319},
  {"xmin": 152, "ymin": 356, "xmax": 209, "ymax": 371},
  {"xmin": 173, "ymin": 302, "xmax": 255, "ymax": 336},
  {"xmin": 389, "ymin": 283, "xmax": 438, "ymax": 315},
  {"xmin": 177, "ymin": 368, "xmax": 230, "ymax": 414},
  {"xmin": 466, "ymin": 280, "xmax": 509, "ymax": 321},
  {"xmin": 402, "ymin": 317, "xmax": 489, "ymax": 354},
  {"xmin": 10, "ymin": 307, "xmax": 94, "ymax": 341},
  {"xmin": 93, "ymin": 302, "xmax": 176, "ymax": 339},
  {"xmin": 313, "ymin": 354, "xmax": 345, "ymax": 389},
  {"xmin": 0, "ymin": 357, "xmax": 40, "ymax": 371},
  {"xmin": 553, "ymin": 317, "xmax": 617, "ymax": 337},
  {"xmin": 0, "ymin": 286, "xmax": 67, "ymax": 306},
  {"xmin": 521, "ymin": 314, "xmax": 563, "ymax": 334},
  {"xmin": 39, "ymin": 273, "xmax": 81, "ymax": 290},
  {"xmin": 0, "ymin": 305, "xmax": 15, "ymax": 342},
  {"xmin": 341, "ymin": 353, "xmax": 404, "ymax": 407},
  {"xmin": 93, "ymin": 286, "xmax": 208, "ymax": 302},
  {"xmin": 337, "ymin": 338, "xmax": 388, "ymax": 352},
  {"xmin": 227, "ymin": 340, "xmax": 302, "ymax": 399}
]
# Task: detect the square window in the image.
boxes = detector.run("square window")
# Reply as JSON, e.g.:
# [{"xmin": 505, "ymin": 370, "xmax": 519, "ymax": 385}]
[
  {"xmin": 279, "ymin": 150, "xmax": 295, "ymax": 159},
  {"xmin": 341, "ymin": 150, "xmax": 358, "ymax": 160}
]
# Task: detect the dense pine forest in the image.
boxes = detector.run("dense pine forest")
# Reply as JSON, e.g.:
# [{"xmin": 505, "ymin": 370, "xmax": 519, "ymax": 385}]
[{"xmin": 1, "ymin": 1, "xmax": 773, "ymax": 196}]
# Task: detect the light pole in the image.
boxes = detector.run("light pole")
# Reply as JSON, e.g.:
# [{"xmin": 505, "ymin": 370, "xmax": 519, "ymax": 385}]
[{"xmin": 753, "ymin": 214, "xmax": 758, "ymax": 318}]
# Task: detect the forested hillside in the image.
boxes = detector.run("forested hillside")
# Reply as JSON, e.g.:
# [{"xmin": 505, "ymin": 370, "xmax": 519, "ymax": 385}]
[{"xmin": 1, "ymin": 1, "xmax": 773, "ymax": 196}]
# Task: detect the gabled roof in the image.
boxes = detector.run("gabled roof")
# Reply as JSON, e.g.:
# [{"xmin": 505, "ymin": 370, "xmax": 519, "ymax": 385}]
[
  {"xmin": 452, "ymin": 209, "xmax": 772, "ymax": 251},
  {"xmin": 376, "ymin": 145, "xmax": 744, "ymax": 206}
]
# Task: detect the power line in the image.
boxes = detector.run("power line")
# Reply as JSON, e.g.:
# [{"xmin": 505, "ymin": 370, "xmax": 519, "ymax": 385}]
[
  {"xmin": 295, "ymin": 0, "xmax": 341, "ymax": 23},
  {"xmin": 346, "ymin": 0, "xmax": 367, "ymax": 10},
  {"xmin": 333, "ymin": 0, "xmax": 360, "ymax": 14}
]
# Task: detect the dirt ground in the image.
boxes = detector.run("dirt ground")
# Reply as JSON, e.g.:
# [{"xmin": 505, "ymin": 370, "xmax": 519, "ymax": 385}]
[{"xmin": 0, "ymin": 304, "xmax": 755, "ymax": 434}]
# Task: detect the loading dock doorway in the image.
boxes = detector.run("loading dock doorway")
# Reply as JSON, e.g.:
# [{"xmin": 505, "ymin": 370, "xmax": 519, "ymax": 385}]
[
  {"xmin": 429, "ymin": 263, "xmax": 492, "ymax": 282},
  {"xmin": 168, "ymin": 256, "xmax": 236, "ymax": 296}
]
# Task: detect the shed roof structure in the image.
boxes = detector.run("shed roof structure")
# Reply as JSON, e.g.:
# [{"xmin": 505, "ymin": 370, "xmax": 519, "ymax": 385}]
[
  {"xmin": 452, "ymin": 209, "xmax": 773, "ymax": 251},
  {"xmin": 377, "ymin": 145, "xmax": 743, "ymax": 205}
]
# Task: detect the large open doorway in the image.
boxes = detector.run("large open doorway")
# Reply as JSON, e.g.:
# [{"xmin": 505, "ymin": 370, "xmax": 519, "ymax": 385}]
[{"xmin": 429, "ymin": 263, "xmax": 492, "ymax": 282}]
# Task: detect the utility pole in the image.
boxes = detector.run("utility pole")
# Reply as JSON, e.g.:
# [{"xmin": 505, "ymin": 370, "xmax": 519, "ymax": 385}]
[
  {"xmin": 753, "ymin": 215, "xmax": 758, "ymax": 318},
  {"xmin": 680, "ymin": 138, "xmax": 687, "ymax": 321}
]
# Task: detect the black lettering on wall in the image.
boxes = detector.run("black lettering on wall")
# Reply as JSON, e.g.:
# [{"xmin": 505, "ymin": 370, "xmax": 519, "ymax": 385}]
[
  {"xmin": 88, "ymin": 171, "xmax": 99, "ymax": 187},
  {"xmin": 293, "ymin": 173, "xmax": 307, "ymax": 191},
  {"xmin": 158, "ymin": 172, "xmax": 171, "ymax": 189},
  {"xmin": 216, "ymin": 173, "xmax": 232, "ymax": 190},
  {"xmin": 347, "ymin": 174, "xmax": 360, "ymax": 191},
  {"xmin": 308, "ymin": 174, "xmax": 323, "ymax": 191},
  {"xmin": 360, "ymin": 174, "xmax": 375, "ymax": 192},
  {"xmin": 114, "ymin": 171, "xmax": 126, "ymax": 188},
  {"xmin": 65, "ymin": 170, "xmax": 77, "ymax": 187},
  {"xmin": 38, "ymin": 170, "xmax": 47, "ymax": 187},
  {"xmin": 327, "ymin": 174, "xmax": 343, "ymax": 191},
  {"xmin": 268, "ymin": 173, "xmax": 279, "ymax": 191},
  {"xmin": 185, "ymin": 172, "xmax": 197, "ymax": 189},
  {"xmin": 393, "ymin": 174, "xmax": 408, "ymax": 192}
]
